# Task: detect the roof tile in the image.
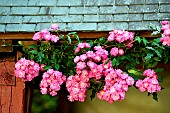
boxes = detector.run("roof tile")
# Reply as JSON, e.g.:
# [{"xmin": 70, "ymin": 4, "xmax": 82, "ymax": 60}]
[
  {"xmin": 115, "ymin": 0, "xmax": 145, "ymax": 5},
  {"xmin": 83, "ymin": 15, "xmax": 113, "ymax": 22},
  {"xmin": 129, "ymin": 21, "xmax": 160, "ymax": 30},
  {"xmin": 67, "ymin": 23, "xmax": 97, "ymax": 31},
  {"xmin": 0, "ymin": 7, "xmax": 11, "ymax": 15},
  {"xmin": 23, "ymin": 16, "xmax": 53, "ymax": 23},
  {"xmin": 160, "ymin": 4, "xmax": 170, "ymax": 12},
  {"xmin": 129, "ymin": 5, "xmax": 159, "ymax": 13},
  {"xmin": 28, "ymin": 0, "xmax": 57, "ymax": 6},
  {"xmin": 6, "ymin": 24, "xmax": 36, "ymax": 32},
  {"xmin": 0, "ymin": 16, "xmax": 22, "ymax": 23},
  {"xmin": 11, "ymin": 7, "xmax": 40, "ymax": 15},
  {"xmin": 85, "ymin": 0, "xmax": 115, "ymax": 6},
  {"xmin": 36, "ymin": 23, "xmax": 67, "ymax": 31},
  {"xmin": 113, "ymin": 6, "xmax": 129, "ymax": 14},
  {"xmin": 144, "ymin": 13, "xmax": 170, "ymax": 21},
  {"xmin": 0, "ymin": 0, "xmax": 28, "ymax": 6},
  {"xmin": 69, "ymin": 7, "xmax": 84, "ymax": 14},
  {"xmin": 39, "ymin": 7, "xmax": 69, "ymax": 15},
  {"xmin": 0, "ymin": 24, "xmax": 5, "ymax": 32},
  {"xmin": 98, "ymin": 22, "xmax": 128, "ymax": 31},
  {"xmin": 53, "ymin": 15, "xmax": 83, "ymax": 23}
]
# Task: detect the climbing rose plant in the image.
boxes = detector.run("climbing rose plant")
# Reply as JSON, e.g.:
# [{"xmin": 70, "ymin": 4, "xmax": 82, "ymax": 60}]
[{"xmin": 14, "ymin": 21, "xmax": 170, "ymax": 103}]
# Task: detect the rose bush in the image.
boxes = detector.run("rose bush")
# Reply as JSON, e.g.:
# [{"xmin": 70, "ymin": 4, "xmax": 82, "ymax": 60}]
[{"xmin": 14, "ymin": 21, "xmax": 170, "ymax": 103}]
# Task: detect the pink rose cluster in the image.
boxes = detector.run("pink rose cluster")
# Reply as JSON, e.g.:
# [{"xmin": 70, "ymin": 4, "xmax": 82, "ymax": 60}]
[
  {"xmin": 160, "ymin": 21, "xmax": 170, "ymax": 46},
  {"xmin": 66, "ymin": 72, "xmax": 90, "ymax": 102},
  {"xmin": 97, "ymin": 69, "xmax": 134, "ymax": 103},
  {"xmin": 33, "ymin": 29, "xmax": 59, "ymax": 43},
  {"xmin": 110, "ymin": 47, "xmax": 124, "ymax": 56},
  {"xmin": 70, "ymin": 45, "xmax": 134, "ymax": 103},
  {"xmin": 135, "ymin": 69, "xmax": 161, "ymax": 93},
  {"xmin": 74, "ymin": 46, "xmax": 109, "ymax": 81},
  {"xmin": 40, "ymin": 69, "xmax": 66, "ymax": 96},
  {"xmin": 75, "ymin": 42, "xmax": 91, "ymax": 53},
  {"xmin": 14, "ymin": 58, "xmax": 40, "ymax": 81},
  {"xmin": 66, "ymin": 46, "xmax": 109, "ymax": 102},
  {"xmin": 108, "ymin": 29, "xmax": 134, "ymax": 48}
]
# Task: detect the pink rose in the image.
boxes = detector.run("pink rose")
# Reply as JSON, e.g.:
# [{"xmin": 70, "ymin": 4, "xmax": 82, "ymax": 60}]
[
  {"xmin": 110, "ymin": 47, "xmax": 119, "ymax": 57},
  {"xmin": 50, "ymin": 23, "xmax": 59, "ymax": 30}
]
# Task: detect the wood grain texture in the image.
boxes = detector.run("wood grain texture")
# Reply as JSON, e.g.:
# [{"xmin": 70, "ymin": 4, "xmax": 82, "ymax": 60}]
[
  {"xmin": 0, "ymin": 55, "xmax": 15, "ymax": 86},
  {"xmin": 0, "ymin": 31, "xmax": 161, "ymax": 40},
  {"xmin": 0, "ymin": 52, "xmax": 26, "ymax": 113},
  {"xmin": 1, "ymin": 86, "xmax": 11, "ymax": 113},
  {"xmin": 10, "ymin": 77, "xmax": 25, "ymax": 113}
]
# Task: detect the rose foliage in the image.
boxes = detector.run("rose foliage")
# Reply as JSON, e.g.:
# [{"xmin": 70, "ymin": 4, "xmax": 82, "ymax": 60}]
[{"xmin": 14, "ymin": 21, "xmax": 170, "ymax": 103}]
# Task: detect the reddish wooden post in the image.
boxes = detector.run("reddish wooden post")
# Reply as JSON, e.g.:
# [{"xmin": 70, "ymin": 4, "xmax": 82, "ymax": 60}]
[{"xmin": 0, "ymin": 52, "xmax": 26, "ymax": 113}]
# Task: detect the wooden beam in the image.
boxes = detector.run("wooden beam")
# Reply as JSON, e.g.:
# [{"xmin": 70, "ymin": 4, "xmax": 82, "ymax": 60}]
[{"xmin": 0, "ymin": 31, "xmax": 161, "ymax": 40}]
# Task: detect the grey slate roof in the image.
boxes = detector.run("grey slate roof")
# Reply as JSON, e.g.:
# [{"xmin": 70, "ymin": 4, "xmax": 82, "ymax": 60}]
[{"xmin": 0, "ymin": 0, "xmax": 170, "ymax": 32}]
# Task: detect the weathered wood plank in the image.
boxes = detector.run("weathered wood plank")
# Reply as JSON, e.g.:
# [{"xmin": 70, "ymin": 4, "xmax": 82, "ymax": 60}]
[
  {"xmin": 0, "ymin": 86, "xmax": 2, "ymax": 113},
  {"xmin": 1, "ymin": 85, "xmax": 11, "ymax": 113},
  {"xmin": 10, "ymin": 78, "xmax": 25, "ymax": 113},
  {"xmin": 0, "ymin": 55, "xmax": 15, "ymax": 86},
  {"xmin": 9, "ymin": 51, "xmax": 26, "ymax": 113},
  {"xmin": 0, "ymin": 31, "xmax": 161, "ymax": 40}
]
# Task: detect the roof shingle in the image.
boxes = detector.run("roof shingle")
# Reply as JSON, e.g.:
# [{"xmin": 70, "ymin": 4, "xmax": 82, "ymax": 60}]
[{"xmin": 0, "ymin": 0, "xmax": 170, "ymax": 32}]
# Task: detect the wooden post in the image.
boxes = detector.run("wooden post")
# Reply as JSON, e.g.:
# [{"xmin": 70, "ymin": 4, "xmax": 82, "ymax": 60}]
[{"xmin": 0, "ymin": 52, "xmax": 26, "ymax": 113}]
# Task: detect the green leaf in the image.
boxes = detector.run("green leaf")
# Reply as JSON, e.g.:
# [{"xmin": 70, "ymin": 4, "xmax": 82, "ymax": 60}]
[
  {"xmin": 155, "ymin": 68, "xmax": 164, "ymax": 73},
  {"xmin": 158, "ymin": 75, "xmax": 163, "ymax": 83},
  {"xmin": 155, "ymin": 50, "xmax": 162, "ymax": 58},
  {"xmin": 69, "ymin": 32, "xmax": 80, "ymax": 42},
  {"xmin": 18, "ymin": 41, "xmax": 23, "ymax": 45},
  {"xmin": 55, "ymin": 64, "xmax": 60, "ymax": 70},
  {"xmin": 154, "ymin": 38, "xmax": 160, "ymax": 43},
  {"xmin": 135, "ymin": 36, "xmax": 142, "ymax": 44},
  {"xmin": 148, "ymin": 92, "xmax": 151, "ymax": 97},
  {"xmin": 151, "ymin": 61, "xmax": 158, "ymax": 68},
  {"xmin": 112, "ymin": 58, "xmax": 117, "ymax": 67},
  {"xmin": 164, "ymin": 57, "xmax": 169, "ymax": 64},
  {"xmin": 29, "ymin": 44, "xmax": 36, "ymax": 49},
  {"xmin": 152, "ymin": 92, "xmax": 158, "ymax": 102},
  {"xmin": 151, "ymin": 41, "xmax": 165, "ymax": 49},
  {"xmin": 43, "ymin": 66, "xmax": 53, "ymax": 70},
  {"xmin": 146, "ymin": 46, "xmax": 155, "ymax": 51},
  {"xmin": 146, "ymin": 47, "xmax": 162, "ymax": 58},
  {"xmin": 104, "ymin": 59, "xmax": 110, "ymax": 64},
  {"xmin": 90, "ymin": 89, "xmax": 96, "ymax": 101},
  {"xmin": 145, "ymin": 53, "xmax": 153, "ymax": 60},
  {"xmin": 142, "ymin": 38, "xmax": 148, "ymax": 46},
  {"xmin": 67, "ymin": 35, "xmax": 71, "ymax": 44},
  {"xmin": 94, "ymin": 39, "xmax": 98, "ymax": 44},
  {"xmin": 117, "ymin": 43, "xmax": 124, "ymax": 48},
  {"xmin": 88, "ymin": 41, "xmax": 93, "ymax": 47},
  {"xmin": 126, "ymin": 64, "xmax": 131, "ymax": 70},
  {"xmin": 128, "ymin": 73, "xmax": 139, "ymax": 81},
  {"xmin": 116, "ymin": 59, "xmax": 120, "ymax": 66},
  {"xmin": 128, "ymin": 69, "xmax": 140, "ymax": 75},
  {"xmin": 74, "ymin": 34, "xmax": 80, "ymax": 42},
  {"xmin": 30, "ymin": 54, "xmax": 34, "ymax": 60},
  {"xmin": 153, "ymin": 57, "xmax": 161, "ymax": 61},
  {"xmin": 30, "ymin": 50, "xmax": 38, "ymax": 54},
  {"xmin": 59, "ymin": 35, "xmax": 64, "ymax": 39},
  {"xmin": 68, "ymin": 32, "xmax": 77, "ymax": 35},
  {"xmin": 99, "ymin": 37, "xmax": 105, "ymax": 43}
]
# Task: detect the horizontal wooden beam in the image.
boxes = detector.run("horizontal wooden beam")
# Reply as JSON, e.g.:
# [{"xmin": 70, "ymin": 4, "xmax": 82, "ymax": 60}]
[{"xmin": 0, "ymin": 31, "xmax": 161, "ymax": 40}]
